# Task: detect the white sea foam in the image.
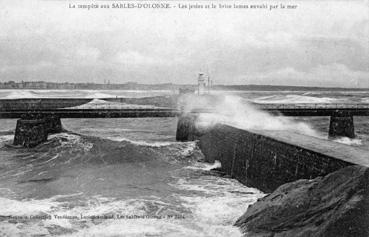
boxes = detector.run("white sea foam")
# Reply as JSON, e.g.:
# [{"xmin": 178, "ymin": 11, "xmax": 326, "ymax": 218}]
[
  {"xmin": 48, "ymin": 133, "xmax": 94, "ymax": 152},
  {"xmin": 63, "ymin": 170, "xmax": 262, "ymax": 237},
  {"xmin": 361, "ymin": 98, "xmax": 369, "ymax": 103},
  {"xmin": 3, "ymin": 90, "xmax": 38, "ymax": 99},
  {"xmin": 0, "ymin": 156, "xmax": 262, "ymax": 237},
  {"xmin": 0, "ymin": 191, "xmax": 249, "ymax": 237},
  {"xmin": 107, "ymin": 136, "xmax": 179, "ymax": 147},
  {"xmin": 333, "ymin": 137, "xmax": 362, "ymax": 146},
  {"xmin": 171, "ymin": 170, "xmax": 264, "ymax": 236},
  {"xmin": 68, "ymin": 98, "xmax": 159, "ymax": 109},
  {"xmin": 0, "ymin": 135, "xmax": 14, "ymax": 144},
  {"xmin": 252, "ymin": 94, "xmax": 338, "ymax": 104},
  {"xmin": 0, "ymin": 196, "xmax": 58, "ymax": 216},
  {"xmin": 185, "ymin": 160, "xmax": 222, "ymax": 171},
  {"xmin": 84, "ymin": 92, "xmax": 116, "ymax": 99}
]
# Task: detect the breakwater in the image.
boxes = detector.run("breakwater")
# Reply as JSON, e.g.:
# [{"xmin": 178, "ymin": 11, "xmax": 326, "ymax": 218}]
[
  {"xmin": 0, "ymin": 98, "xmax": 91, "ymax": 111},
  {"xmin": 187, "ymin": 120, "xmax": 369, "ymax": 235},
  {"xmin": 191, "ymin": 123, "xmax": 369, "ymax": 192}
]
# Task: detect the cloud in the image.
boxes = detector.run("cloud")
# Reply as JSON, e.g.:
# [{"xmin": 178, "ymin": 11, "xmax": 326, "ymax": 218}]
[
  {"xmin": 239, "ymin": 64, "xmax": 369, "ymax": 88},
  {"xmin": 0, "ymin": 0, "xmax": 368, "ymax": 86},
  {"xmin": 0, "ymin": 61, "xmax": 54, "ymax": 74},
  {"xmin": 114, "ymin": 51, "xmax": 173, "ymax": 67}
]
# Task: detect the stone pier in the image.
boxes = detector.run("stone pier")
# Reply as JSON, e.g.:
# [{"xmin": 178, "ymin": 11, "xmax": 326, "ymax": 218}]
[
  {"xmin": 44, "ymin": 116, "xmax": 63, "ymax": 134},
  {"xmin": 329, "ymin": 113, "xmax": 355, "ymax": 138},
  {"xmin": 13, "ymin": 119, "xmax": 49, "ymax": 148},
  {"xmin": 176, "ymin": 115, "xmax": 197, "ymax": 141},
  {"xmin": 13, "ymin": 115, "xmax": 63, "ymax": 148},
  {"xmin": 178, "ymin": 121, "xmax": 369, "ymax": 192},
  {"xmin": 176, "ymin": 114, "xmax": 207, "ymax": 141}
]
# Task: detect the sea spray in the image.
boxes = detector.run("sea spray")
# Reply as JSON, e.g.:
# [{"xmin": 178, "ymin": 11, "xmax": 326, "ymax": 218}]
[
  {"xmin": 252, "ymin": 94, "xmax": 339, "ymax": 104},
  {"xmin": 181, "ymin": 94, "xmax": 320, "ymax": 137},
  {"xmin": 333, "ymin": 137, "xmax": 363, "ymax": 146}
]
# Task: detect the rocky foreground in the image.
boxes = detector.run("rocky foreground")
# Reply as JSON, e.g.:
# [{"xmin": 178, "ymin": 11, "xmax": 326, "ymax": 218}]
[{"xmin": 235, "ymin": 165, "xmax": 369, "ymax": 237}]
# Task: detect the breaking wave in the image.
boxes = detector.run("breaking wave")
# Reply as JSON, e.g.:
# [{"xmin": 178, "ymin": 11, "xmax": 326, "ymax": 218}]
[
  {"xmin": 84, "ymin": 92, "xmax": 116, "ymax": 99},
  {"xmin": 68, "ymin": 98, "xmax": 161, "ymax": 109},
  {"xmin": 252, "ymin": 94, "xmax": 339, "ymax": 104},
  {"xmin": 333, "ymin": 137, "xmax": 363, "ymax": 146},
  {"xmin": 3, "ymin": 90, "xmax": 38, "ymax": 99},
  {"xmin": 0, "ymin": 131, "xmax": 262, "ymax": 236},
  {"xmin": 182, "ymin": 95, "xmax": 320, "ymax": 137}
]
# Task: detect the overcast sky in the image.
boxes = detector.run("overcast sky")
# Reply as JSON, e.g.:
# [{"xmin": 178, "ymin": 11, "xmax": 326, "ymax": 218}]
[{"xmin": 0, "ymin": 0, "xmax": 368, "ymax": 87}]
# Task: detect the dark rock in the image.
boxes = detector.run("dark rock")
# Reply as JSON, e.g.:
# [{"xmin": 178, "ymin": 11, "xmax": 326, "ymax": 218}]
[{"xmin": 235, "ymin": 165, "xmax": 369, "ymax": 237}]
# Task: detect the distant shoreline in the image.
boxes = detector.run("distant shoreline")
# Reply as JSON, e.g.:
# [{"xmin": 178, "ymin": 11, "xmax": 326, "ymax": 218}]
[{"xmin": 0, "ymin": 82, "xmax": 368, "ymax": 91}]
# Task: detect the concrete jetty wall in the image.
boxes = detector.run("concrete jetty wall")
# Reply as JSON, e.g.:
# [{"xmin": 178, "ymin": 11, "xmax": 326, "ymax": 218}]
[
  {"xmin": 0, "ymin": 98, "xmax": 91, "ymax": 111},
  {"xmin": 198, "ymin": 124, "xmax": 369, "ymax": 192}
]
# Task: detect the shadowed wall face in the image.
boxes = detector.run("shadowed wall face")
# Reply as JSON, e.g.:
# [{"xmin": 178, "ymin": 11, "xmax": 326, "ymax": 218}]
[
  {"xmin": 13, "ymin": 116, "xmax": 63, "ymax": 148},
  {"xmin": 14, "ymin": 119, "xmax": 48, "ymax": 148},
  {"xmin": 329, "ymin": 115, "xmax": 355, "ymax": 138},
  {"xmin": 176, "ymin": 115, "xmax": 209, "ymax": 141},
  {"xmin": 198, "ymin": 125, "xmax": 352, "ymax": 192}
]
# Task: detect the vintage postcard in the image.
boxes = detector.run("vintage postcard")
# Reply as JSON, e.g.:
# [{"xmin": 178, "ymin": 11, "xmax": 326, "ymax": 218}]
[{"xmin": 0, "ymin": 0, "xmax": 368, "ymax": 236}]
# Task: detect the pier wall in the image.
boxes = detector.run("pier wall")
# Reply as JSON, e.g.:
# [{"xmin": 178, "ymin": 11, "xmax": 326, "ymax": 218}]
[
  {"xmin": 198, "ymin": 124, "xmax": 361, "ymax": 192},
  {"xmin": 14, "ymin": 119, "xmax": 49, "ymax": 148},
  {"xmin": 13, "ymin": 116, "xmax": 63, "ymax": 148},
  {"xmin": 329, "ymin": 115, "xmax": 355, "ymax": 138},
  {"xmin": 0, "ymin": 98, "xmax": 91, "ymax": 111}
]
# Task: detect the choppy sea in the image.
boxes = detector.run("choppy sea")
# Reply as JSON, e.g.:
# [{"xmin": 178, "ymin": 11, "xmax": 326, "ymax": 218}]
[{"xmin": 0, "ymin": 89, "xmax": 368, "ymax": 236}]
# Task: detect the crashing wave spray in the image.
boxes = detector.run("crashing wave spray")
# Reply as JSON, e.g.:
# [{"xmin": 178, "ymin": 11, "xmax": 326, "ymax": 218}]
[{"xmin": 181, "ymin": 94, "xmax": 320, "ymax": 137}]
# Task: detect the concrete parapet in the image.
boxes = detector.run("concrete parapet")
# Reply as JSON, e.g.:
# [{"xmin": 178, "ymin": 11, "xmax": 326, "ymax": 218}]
[{"xmin": 198, "ymin": 125, "xmax": 365, "ymax": 192}]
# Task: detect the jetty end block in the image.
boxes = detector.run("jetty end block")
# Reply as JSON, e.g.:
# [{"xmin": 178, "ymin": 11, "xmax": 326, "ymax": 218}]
[
  {"xmin": 44, "ymin": 116, "xmax": 63, "ymax": 134},
  {"xmin": 13, "ymin": 115, "xmax": 64, "ymax": 148},
  {"xmin": 176, "ymin": 114, "xmax": 210, "ymax": 141},
  {"xmin": 14, "ymin": 119, "xmax": 48, "ymax": 148},
  {"xmin": 329, "ymin": 114, "xmax": 355, "ymax": 138},
  {"xmin": 176, "ymin": 114, "xmax": 197, "ymax": 141}
]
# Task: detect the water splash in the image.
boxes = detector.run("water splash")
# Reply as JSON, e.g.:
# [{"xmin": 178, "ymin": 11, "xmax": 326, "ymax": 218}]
[
  {"xmin": 182, "ymin": 95, "xmax": 319, "ymax": 137},
  {"xmin": 333, "ymin": 137, "xmax": 362, "ymax": 146}
]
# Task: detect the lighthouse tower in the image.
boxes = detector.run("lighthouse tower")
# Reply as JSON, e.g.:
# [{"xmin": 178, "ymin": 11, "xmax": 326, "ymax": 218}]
[{"xmin": 197, "ymin": 73, "xmax": 206, "ymax": 95}]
